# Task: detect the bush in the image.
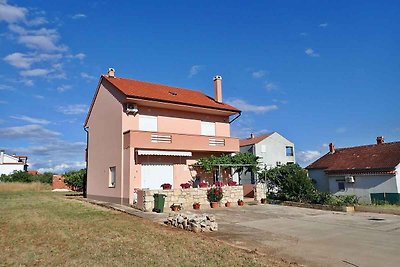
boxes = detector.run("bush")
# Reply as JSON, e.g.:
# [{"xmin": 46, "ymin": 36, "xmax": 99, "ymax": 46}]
[
  {"xmin": 311, "ymin": 191, "xmax": 358, "ymax": 206},
  {"xmin": 262, "ymin": 164, "xmax": 316, "ymax": 203},
  {"xmin": 64, "ymin": 169, "xmax": 86, "ymax": 191},
  {"xmin": 0, "ymin": 171, "xmax": 53, "ymax": 184}
]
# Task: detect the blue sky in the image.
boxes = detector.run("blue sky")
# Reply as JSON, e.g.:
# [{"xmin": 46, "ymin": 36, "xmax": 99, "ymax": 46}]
[{"xmin": 0, "ymin": 0, "xmax": 399, "ymax": 173}]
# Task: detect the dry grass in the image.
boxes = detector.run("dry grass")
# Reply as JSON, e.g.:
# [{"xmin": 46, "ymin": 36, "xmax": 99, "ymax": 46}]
[
  {"xmin": 0, "ymin": 182, "xmax": 51, "ymax": 192},
  {"xmin": 0, "ymin": 191, "xmax": 291, "ymax": 266}
]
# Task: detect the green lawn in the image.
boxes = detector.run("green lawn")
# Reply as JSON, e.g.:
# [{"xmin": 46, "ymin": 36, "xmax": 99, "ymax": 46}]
[{"xmin": 0, "ymin": 188, "xmax": 289, "ymax": 266}]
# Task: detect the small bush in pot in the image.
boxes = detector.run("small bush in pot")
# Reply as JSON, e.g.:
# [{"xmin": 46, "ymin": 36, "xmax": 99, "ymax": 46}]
[
  {"xmin": 180, "ymin": 183, "xmax": 191, "ymax": 189},
  {"xmin": 161, "ymin": 183, "xmax": 172, "ymax": 190},
  {"xmin": 228, "ymin": 181, "xmax": 237, "ymax": 186},
  {"xmin": 193, "ymin": 202, "xmax": 200, "ymax": 210},
  {"xmin": 237, "ymin": 199, "xmax": 244, "ymax": 206},
  {"xmin": 199, "ymin": 181, "xmax": 208, "ymax": 188},
  {"xmin": 225, "ymin": 201, "xmax": 232, "ymax": 207},
  {"xmin": 207, "ymin": 186, "xmax": 223, "ymax": 208}
]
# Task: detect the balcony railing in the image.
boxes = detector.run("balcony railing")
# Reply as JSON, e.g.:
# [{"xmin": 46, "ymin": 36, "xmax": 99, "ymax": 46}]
[{"xmin": 124, "ymin": 130, "xmax": 239, "ymax": 152}]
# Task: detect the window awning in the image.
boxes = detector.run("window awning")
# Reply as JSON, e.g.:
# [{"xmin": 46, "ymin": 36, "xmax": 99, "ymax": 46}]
[{"xmin": 137, "ymin": 150, "xmax": 192, "ymax": 157}]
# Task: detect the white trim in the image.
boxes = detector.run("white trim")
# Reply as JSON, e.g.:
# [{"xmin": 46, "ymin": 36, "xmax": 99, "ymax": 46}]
[{"xmin": 137, "ymin": 150, "xmax": 192, "ymax": 157}]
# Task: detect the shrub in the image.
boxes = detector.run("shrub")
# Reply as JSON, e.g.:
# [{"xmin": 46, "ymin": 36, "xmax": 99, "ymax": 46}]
[
  {"xmin": 214, "ymin": 181, "xmax": 224, "ymax": 187},
  {"xmin": 228, "ymin": 181, "xmax": 237, "ymax": 186},
  {"xmin": 0, "ymin": 171, "xmax": 53, "ymax": 184},
  {"xmin": 180, "ymin": 183, "xmax": 191, "ymax": 189},
  {"xmin": 64, "ymin": 169, "xmax": 86, "ymax": 191},
  {"xmin": 207, "ymin": 186, "xmax": 223, "ymax": 202}
]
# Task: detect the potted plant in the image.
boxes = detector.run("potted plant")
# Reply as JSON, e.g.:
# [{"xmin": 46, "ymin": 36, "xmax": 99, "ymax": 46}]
[
  {"xmin": 237, "ymin": 199, "xmax": 244, "ymax": 206},
  {"xmin": 193, "ymin": 202, "xmax": 201, "ymax": 210},
  {"xmin": 261, "ymin": 198, "xmax": 267, "ymax": 204},
  {"xmin": 161, "ymin": 183, "xmax": 172, "ymax": 190},
  {"xmin": 207, "ymin": 186, "xmax": 223, "ymax": 208},
  {"xmin": 214, "ymin": 181, "xmax": 224, "ymax": 187},
  {"xmin": 170, "ymin": 203, "xmax": 181, "ymax": 212},
  {"xmin": 180, "ymin": 183, "xmax": 191, "ymax": 189},
  {"xmin": 228, "ymin": 181, "xmax": 237, "ymax": 186},
  {"xmin": 225, "ymin": 201, "xmax": 232, "ymax": 207},
  {"xmin": 199, "ymin": 181, "xmax": 208, "ymax": 188}
]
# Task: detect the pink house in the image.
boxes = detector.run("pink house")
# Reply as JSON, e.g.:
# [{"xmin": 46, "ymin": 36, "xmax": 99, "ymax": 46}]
[{"xmin": 84, "ymin": 69, "xmax": 241, "ymax": 205}]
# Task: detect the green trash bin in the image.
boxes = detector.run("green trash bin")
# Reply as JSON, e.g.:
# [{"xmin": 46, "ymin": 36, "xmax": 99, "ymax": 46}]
[{"xmin": 153, "ymin": 193, "xmax": 166, "ymax": 213}]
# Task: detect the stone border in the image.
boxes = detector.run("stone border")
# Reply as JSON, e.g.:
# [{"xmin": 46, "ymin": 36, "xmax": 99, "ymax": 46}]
[
  {"xmin": 354, "ymin": 205, "xmax": 400, "ymax": 216},
  {"xmin": 278, "ymin": 201, "xmax": 355, "ymax": 213}
]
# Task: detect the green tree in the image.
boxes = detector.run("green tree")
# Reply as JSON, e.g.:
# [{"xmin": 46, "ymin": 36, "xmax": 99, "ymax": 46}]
[
  {"xmin": 260, "ymin": 164, "xmax": 316, "ymax": 203},
  {"xmin": 64, "ymin": 169, "xmax": 86, "ymax": 191}
]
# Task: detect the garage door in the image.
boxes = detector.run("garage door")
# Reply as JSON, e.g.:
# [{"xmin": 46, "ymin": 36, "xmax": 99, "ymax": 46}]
[{"xmin": 141, "ymin": 164, "xmax": 173, "ymax": 189}]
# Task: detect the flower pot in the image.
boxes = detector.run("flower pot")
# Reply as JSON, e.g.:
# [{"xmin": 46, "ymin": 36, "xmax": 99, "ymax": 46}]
[
  {"xmin": 161, "ymin": 184, "xmax": 172, "ymax": 190},
  {"xmin": 238, "ymin": 201, "xmax": 244, "ymax": 206},
  {"xmin": 210, "ymin": 202, "xmax": 219, "ymax": 208},
  {"xmin": 199, "ymin": 183, "xmax": 208, "ymax": 188},
  {"xmin": 225, "ymin": 202, "xmax": 231, "ymax": 208},
  {"xmin": 193, "ymin": 204, "xmax": 200, "ymax": 210},
  {"xmin": 261, "ymin": 198, "xmax": 267, "ymax": 204},
  {"xmin": 171, "ymin": 206, "xmax": 180, "ymax": 212}
]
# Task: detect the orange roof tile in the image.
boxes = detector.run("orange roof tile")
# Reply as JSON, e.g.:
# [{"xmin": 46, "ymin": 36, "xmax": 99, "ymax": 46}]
[
  {"xmin": 306, "ymin": 141, "xmax": 400, "ymax": 173},
  {"xmin": 103, "ymin": 75, "xmax": 240, "ymax": 113},
  {"xmin": 239, "ymin": 133, "xmax": 274, "ymax": 146}
]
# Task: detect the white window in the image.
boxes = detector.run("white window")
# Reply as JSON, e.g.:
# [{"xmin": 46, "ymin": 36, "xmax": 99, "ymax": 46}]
[
  {"xmin": 109, "ymin": 166, "xmax": 116, "ymax": 188},
  {"xmin": 139, "ymin": 115, "xmax": 157, "ymax": 131},
  {"xmin": 201, "ymin": 121, "xmax": 215, "ymax": 136},
  {"xmin": 261, "ymin": 145, "xmax": 266, "ymax": 153}
]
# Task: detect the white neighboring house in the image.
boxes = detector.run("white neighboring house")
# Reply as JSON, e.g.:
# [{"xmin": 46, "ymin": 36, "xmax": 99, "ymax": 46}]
[
  {"xmin": 0, "ymin": 150, "xmax": 28, "ymax": 175},
  {"xmin": 239, "ymin": 132, "xmax": 295, "ymax": 184},
  {"xmin": 306, "ymin": 137, "xmax": 400, "ymax": 204}
]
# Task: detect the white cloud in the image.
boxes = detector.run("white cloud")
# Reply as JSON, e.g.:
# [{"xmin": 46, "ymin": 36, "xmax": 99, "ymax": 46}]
[
  {"xmin": 272, "ymin": 99, "xmax": 288, "ymax": 104},
  {"xmin": 38, "ymin": 162, "xmax": 85, "ymax": 174},
  {"xmin": 0, "ymin": 100, "xmax": 7, "ymax": 104},
  {"xmin": 296, "ymin": 150, "xmax": 322, "ymax": 167},
  {"xmin": 305, "ymin": 48, "xmax": 320, "ymax": 57},
  {"xmin": 252, "ymin": 70, "xmax": 267, "ymax": 79},
  {"xmin": 71, "ymin": 13, "xmax": 86, "ymax": 20},
  {"xmin": 33, "ymin": 94, "xmax": 44, "ymax": 99},
  {"xmin": 20, "ymin": 68, "xmax": 50, "ymax": 77},
  {"xmin": 265, "ymin": 82, "xmax": 277, "ymax": 91},
  {"xmin": 10, "ymin": 115, "xmax": 50, "ymax": 124},
  {"xmin": 66, "ymin": 53, "xmax": 86, "ymax": 60},
  {"xmin": 319, "ymin": 23, "xmax": 328, "ymax": 28},
  {"xmin": 226, "ymin": 99, "xmax": 278, "ymax": 113},
  {"xmin": 0, "ymin": 124, "xmax": 61, "ymax": 139},
  {"xmin": 57, "ymin": 104, "xmax": 88, "ymax": 115},
  {"xmin": 26, "ymin": 16, "xmax": 47, "ymax": 26},
  {"xmin": 18, "ymin": 33, "xmax": 67, "ymax": 51},
  {"xmin": 300, "ymin": 32, "xmax": 308, "ymax": 36},
  {"xmin": 23, "ymin": 79, "xmax": 34, "ymax": 86},
  {"xmin": 80, "ymin": 72, "xmax": 96, "ymax": 80},
  {"xmin": 336, "ymin": 127, "xmax": 347, "ymax": 134},
  {"xmin": 3, "ymin": 52, "xmax": 62, "ymax": 69},
  {"xmin": 0, "ymin": 1, "xmax": 27, "ymax": 23},
  {"xmin": 56, "ymin": 84, "xmax": 72, "ymax": 93},
  {"xmin": 0, "ymin": 84, "xmax": 14, "ymax": 91},
  {"xmin": 188, "ymin": 65, "xmax": 203, "ymax": 78}
]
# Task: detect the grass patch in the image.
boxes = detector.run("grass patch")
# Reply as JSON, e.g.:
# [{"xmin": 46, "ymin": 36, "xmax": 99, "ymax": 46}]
[
  {"xmin": 0, "ymin": 191, "xmax": 288, "ymax": 266},
  {"xmin": 0, "ymin": 182, "xmax": 51, "ymax": 192}
]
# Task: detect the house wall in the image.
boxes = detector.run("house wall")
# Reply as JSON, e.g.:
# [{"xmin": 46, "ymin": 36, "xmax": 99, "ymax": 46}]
[
  {"xmin": 308, "ymin": 169, "xmax": 330, "ymax": 192},
  {"xmin": 328, "ymin": 174, "xmax": 399, "ymax": 203},
  {"xmin": 0, "ymin": 164, "xmax": 25, "ymax": 175},
  {"xmin": 86, "ymin": 81, "xmax": 129, "ymax": 204},
  {"xmin": 255, "ymin": 132, "xmax": 295, "ymax": 168},
  {"xmin": 239, "ymin": 132, "xmax": 295, "ymax": 185},
  {"xmin": 396, "ymin": 164, "xmax": 400, "ymax": 193}
]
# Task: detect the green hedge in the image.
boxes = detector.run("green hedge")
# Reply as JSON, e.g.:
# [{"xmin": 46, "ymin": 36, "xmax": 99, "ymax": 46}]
[{"xmin": 0, "ymin": 171, "xmax": 53, "ymax": 184}]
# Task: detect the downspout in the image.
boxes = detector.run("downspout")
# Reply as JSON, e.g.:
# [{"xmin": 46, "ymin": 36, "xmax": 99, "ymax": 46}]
[{"xmin": 83, "ymin": 126, "xmax": 89, "ymax": 198}]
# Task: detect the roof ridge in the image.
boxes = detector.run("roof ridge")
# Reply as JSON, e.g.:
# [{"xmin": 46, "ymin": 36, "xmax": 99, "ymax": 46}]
[
  {"xmin": 104, "ymin": 75, "xmax": 209, "ymax": 97},
  {"xmin": 335, "ymin": 141, "xmax": 400, "ymax": 151}
]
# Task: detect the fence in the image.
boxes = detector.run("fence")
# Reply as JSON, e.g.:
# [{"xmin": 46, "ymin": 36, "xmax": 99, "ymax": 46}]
[{"xmin": 370, "ymin": 193, "xmax": 400, "ymax": 205}]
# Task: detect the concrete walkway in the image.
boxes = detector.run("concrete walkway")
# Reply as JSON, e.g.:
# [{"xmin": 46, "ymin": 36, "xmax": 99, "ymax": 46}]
[{"xmin": 197, "ymin": 204, "xmax": 400, "ymax": 267}]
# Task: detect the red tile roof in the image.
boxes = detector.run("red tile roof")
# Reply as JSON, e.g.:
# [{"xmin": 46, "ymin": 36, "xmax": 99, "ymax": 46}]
[
  {"xmin": 102, "ymin": 75, "xmax": 240, "ymax": 113},
  {"xmin": 239, "ymin": 133, "xmax": 274, "ymax": 146},
  {"xmin": 306, "ymin": 141, "xmax": 400, "ymax": 174}
]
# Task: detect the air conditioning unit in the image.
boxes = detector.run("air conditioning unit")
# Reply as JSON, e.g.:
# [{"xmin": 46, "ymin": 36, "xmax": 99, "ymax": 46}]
[
  {"xmin": 345, "ymin": 175, "xmax": 355, "ymax": 183},
  {"xmin": 126, "ymin": 103, "xmax": 138, "ymax": 114}
]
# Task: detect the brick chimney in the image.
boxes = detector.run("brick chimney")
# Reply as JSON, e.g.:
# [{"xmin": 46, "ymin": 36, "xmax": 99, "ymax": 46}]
[
  {"xmin": 250, "ymin": 133, "xmax": 255, "ymax": 138},
  {"xmin": 213, "ymin": 75, "xmax": 222, "ymax": 103},
  {"xmin": 108, "ymin": 68, "xmax": 115, "ymax": 78},
  {"xmin": 329, "ymin": 143, "xmax": 335, "ymax": 154},
  {"xmin": 376, "ymin": 136, "xmax": 384, "ymax": 144}
]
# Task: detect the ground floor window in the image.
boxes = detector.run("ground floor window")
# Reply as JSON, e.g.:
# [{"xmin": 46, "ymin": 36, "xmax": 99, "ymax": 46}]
[{"xmin": 109, "ymin": 166, "xmax": 116, "ymax": 188}]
